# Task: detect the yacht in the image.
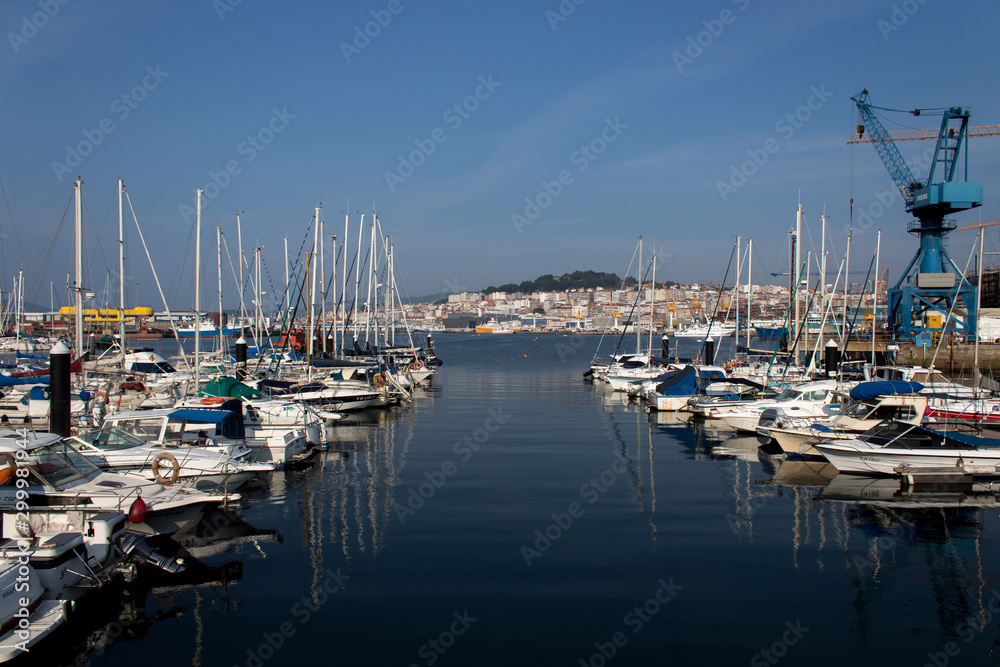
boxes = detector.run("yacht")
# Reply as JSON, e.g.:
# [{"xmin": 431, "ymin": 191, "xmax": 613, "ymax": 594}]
[
  {"xmin": 0, "ymin": 429, "xmax": 237, "ymax": 536},
  {"xmin": 815, "ymin": 421, "xmax": 1000, "ymax": 476}
]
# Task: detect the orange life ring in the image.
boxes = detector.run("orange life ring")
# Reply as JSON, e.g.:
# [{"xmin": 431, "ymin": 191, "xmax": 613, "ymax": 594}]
[
  {"xmin": 152, "ymin": 452, "xmax": 180, "ymax": 485},
  {"xmin": 200, "ymin": 397, "xmax": 226, "ymax": 405},
  {"xmin": 409, "ymin": 361, "xmax": 422, "ymax": 371}
]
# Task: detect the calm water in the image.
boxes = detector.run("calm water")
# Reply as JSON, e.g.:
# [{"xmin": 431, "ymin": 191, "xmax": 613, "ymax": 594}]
[{"xmin": 30, "ymin": 333, "xmax": 1000, "ymax": 666}]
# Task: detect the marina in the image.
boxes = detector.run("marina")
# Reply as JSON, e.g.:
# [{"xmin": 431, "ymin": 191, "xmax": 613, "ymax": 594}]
[
  {"xmin": 4, "ymin": 333, "xmax": 1000, "ymax": 666},
  {"xmin": 4, "ymin": 1, "xmax": 1000, "ymax": 664}
]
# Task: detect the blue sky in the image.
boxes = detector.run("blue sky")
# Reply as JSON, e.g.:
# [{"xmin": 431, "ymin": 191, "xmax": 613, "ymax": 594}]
[{"xmin": 2, "ymin": 0, "xmax": 1000, "ymax": 310}]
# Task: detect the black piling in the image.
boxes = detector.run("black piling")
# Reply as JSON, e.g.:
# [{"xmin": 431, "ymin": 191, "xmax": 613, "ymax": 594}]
[
  {"xmin": 49, "ymin": 341, "xmax": 71, "ymax": 436},
  {"xmin": 825, "ymin": 339, "xmax": 840, "ymax": 377},
  {"xmin": 235, "ymin": 336, "xmax": 247, "ymax": 381}
]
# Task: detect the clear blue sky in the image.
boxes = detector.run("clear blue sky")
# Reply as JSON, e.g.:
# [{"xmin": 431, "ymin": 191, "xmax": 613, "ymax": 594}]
[{"xmin": 2, "ymin": 0, "xmax": 1000, "ymax": 310}]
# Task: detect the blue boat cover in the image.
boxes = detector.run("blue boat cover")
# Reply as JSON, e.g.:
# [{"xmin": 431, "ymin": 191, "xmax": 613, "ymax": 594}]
[
  {"xmin": 849, "ymin": 380, "xmax": 924, "ymax": 401},
  {"xmin": 0, "ymin": 376, "xmax": 48, "ymax": 387},
  {"xmin": 170, "ymin": 408, "xmax": 245, "ymax": 439},
  {"xmin": 654, "ymin": 366, "xmax": 698, "ymax": 396}
]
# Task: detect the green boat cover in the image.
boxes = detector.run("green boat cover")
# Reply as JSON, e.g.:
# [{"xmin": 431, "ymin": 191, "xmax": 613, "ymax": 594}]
[{"xmin": 201, "ymin": 375, "xmax": 262, "ymax": 398}]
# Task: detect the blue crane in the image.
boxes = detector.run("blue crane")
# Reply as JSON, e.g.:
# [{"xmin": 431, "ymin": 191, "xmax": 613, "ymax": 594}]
[{"xmin": 852, "ymin": 89, "xmax": 982, "ymax": 341}]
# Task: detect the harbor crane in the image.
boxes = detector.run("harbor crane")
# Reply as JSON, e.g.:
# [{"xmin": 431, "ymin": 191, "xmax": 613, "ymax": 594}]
[{"xmin": 851, "ymin": 89, "xmax": 983, "ymax": 341}]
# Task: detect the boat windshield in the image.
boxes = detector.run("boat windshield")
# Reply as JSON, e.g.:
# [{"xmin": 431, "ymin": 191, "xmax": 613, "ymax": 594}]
[
  {"xmin": 26, "ymin": 441, "xmax": 99, "ymax": 487},
  {"xmin": 76, "ymin": 427, "xmax": 147, "ymax": 451},
  {"xmin": 838, "ymin": 401, "xmax": 877, "ymax": 418},
  {"xmin": 774, "ymin": 388, "xmax": 797, "ymax": 402}
]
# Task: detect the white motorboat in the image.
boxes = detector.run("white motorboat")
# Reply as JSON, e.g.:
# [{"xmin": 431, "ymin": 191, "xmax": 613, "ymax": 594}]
[
  {"xmin": 0, "ymin": 559, "xmax": 66, "ymax": 661},
  {"xmin": 66, "ymin": 425, "xmax": 275, "ymax": 492},
  {"xmin": 103, "ymin": 406, "xmax": 311, "ymax": 468},
  {"xmin": 718, "ymin": 379, "xmax": 842, "ymax": 433},
  {"xmin": 765, "ymin": 381, "xmax": 927, "ymax": 457},
  {"xmin": 815, "ymin": 421, "xmax": 1000, "ymax": 476},
  {"xmin": 0, "ymin": 429, "xmax": 237, "ymax": 536}
]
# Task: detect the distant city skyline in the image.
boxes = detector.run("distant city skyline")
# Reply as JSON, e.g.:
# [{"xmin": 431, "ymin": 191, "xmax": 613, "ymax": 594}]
[{"xmin": 2, "ymin": 0, "xmax": 999, "ymax": 311}]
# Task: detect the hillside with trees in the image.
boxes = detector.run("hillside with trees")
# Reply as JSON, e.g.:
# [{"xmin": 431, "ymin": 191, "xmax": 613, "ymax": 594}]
[{"xmin": 482, "ymin": 270, "xmax": 677, "ymax": 295}]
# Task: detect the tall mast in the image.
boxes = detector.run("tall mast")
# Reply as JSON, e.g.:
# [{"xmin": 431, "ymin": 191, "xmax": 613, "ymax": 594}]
[
  {"xmin": 74, "ymin": 178, "xmax": 84, "ymax": 360},
  {"xmin": 794, "ymin": 202, "xmax": 802, "ymax": 362},
  {"xmin": 217, "ymin": 224, "xmax": 224, "ymax": 353},
  {"xmin": 342, "ymin": 212, "xmax": 349, "ymax": 355},
  {"xmin": 747, "ymin": 238, "xmax": 753, "ymax": 349},
  {"xmin": 118, "ymin": 179, "xmax": 126, "ymax": 357},
  {"xmin": 648, "ymin": 253, "xmax": 656, "ymax": 356},
  {"xmin": 636, "ymin": 236, "xmax": 642, "ymax": 355},
  {"xmin": 976, "ymin": 229, "xmax": 984, "ymax": 393},
  {"xmin": 194, "ymin": 189, "xmax": 202, "ymax": 393},
  {"xmin": 237, "ymin": 212, "xmax": 246, "ymax": 341},
  {"xmin": 331, "ymin": 234, "xmax": 338, "ymax": 356},
  {"xmin": 283, "ymin": 236, "xmax": 290, "ymax": 327},
  {"xmin": 872, "ymin": 229, "xmax": 881, "ymax": 368},
  {"xmin": 734, "ymin": 235, "xmax": 740, "ymax": 350},
  {"xmin": 353, "ymin": 214, "xmax": 364, "ymax": 342},
  {"xmin": 311, "ymin": 205, "xmax": 321, "ymax": 353},
  {"xmin": 820, "ymin": 212, "xmax": 828, "ymax": 317}
]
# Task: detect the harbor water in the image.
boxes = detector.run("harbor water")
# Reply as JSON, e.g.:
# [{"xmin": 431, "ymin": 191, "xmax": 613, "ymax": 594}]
[{"xmin": 33, "ymin": 333, "xmax": 1000, "ymax": 666}]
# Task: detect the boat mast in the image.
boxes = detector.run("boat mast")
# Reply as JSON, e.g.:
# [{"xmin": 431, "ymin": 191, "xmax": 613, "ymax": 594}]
[
  {"xmin": 342, "ymin": 211, "xmax": 349, "ymax": 356},
  {"xmin": 872, "ymin": 229, "xmax": 881, "ymax": 368},
  {"xmin": 283, "ymin": 236, "xmax": 290, "ymax": 329},
  {"xmin": 353, "ymin": 214, "xmax": 364, "ymax": 345},
  {"xmin": 194, "ymin": 188, "xmax": 202, "ymax": 394},
  {"xmin": 636, "ymin": 236, "xmax": 642, "ymax": 355},
  {"xmin": 747, "ymin": 238, "xmax": 752, "ymax": 350},
  {"xmin": 217, "ymin": 224, "xmax": 224, "ymax": 354},
  {"xmin": 331, "ymin": 233, "xmax": 338, "ymax": 357},
  {"xmin": 118, "ymin": 179, "xmax": 126, "ymax": 358},
  {"xmin": 311, "ymin": 206, "xmax": 321, "ymax": 354},
  {"xmin": 74, "ymin": 178, "xmax": 84, "ymax": 361},
  {"xmin": 319, "ymin": 210, "xmax": 327, "ymax": 354},
  {"xmin": 976, "ymin": 229, "xmax": 984, "ymax": 394},
  {"xmin": 648, "ymin": 253, "xmax": 656, "ymax": 356},
  {"xmin": 794, "ymin": 202, "xmax": 802, "ymax": 363},
  {"xmin": 734, "ymin": 235, "xmax": 740, "ymax": 352},
  {"xmin": 237, "ymin": 212, "xmax": 246, "ymax": 345}
]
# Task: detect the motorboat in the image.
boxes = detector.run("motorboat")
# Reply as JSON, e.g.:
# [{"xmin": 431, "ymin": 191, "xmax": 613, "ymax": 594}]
[
  {"xmin": 815, "ymin": 421, "xmax": 1000, "ymax": 476},
  {"xmin": 0, "ymin": 429, "xmax": 237, "ymax": 536},
  {"xmin": 762, "ymin": 381, "xmax": 927, "ymax": 457},
  {"xmin": 103, "ymin": 406, "xmax": 312, "ymax": 468},
  {"xmin": 718, "ymin": 379, "xmax": 842, "ymax": 433},
  {"xmin": 65, "ymin": 425, "xmax": 275, "ymax": 492}
]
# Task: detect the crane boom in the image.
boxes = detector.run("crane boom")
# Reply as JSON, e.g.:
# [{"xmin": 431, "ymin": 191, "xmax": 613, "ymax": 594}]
[
  {"xmin": 848, "ymin": 124, "xmax": 1000, "ymax": 145},
  {"xmin": 851, "ymin": 89, "xmax": 919, "ymax": 203}
]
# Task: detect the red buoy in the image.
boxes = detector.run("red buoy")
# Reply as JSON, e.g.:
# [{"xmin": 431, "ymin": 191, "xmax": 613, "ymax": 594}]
[{"xmin": 127, "ymin": 497, "xmax": 147, "ymax": 523}]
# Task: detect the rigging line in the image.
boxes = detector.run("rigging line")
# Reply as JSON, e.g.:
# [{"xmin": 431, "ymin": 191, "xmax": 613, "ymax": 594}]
[
  {"xmin": 30, "ymin": 196, "xmax": 72, "ymax": 304},
  {"xmin": 84, "ymin": 187, "xmax": 117, "ymax": 297},
  {"xmin": 610, "ymin": 261, "xmax": 653, "ymax": 357},
  {"xmin": 123, "ymin": 188, "xmax": 189, "ymax": 363},
  {"xmin": 592, "ymin": 237, "xmax": 644, "ymax": 364}
]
